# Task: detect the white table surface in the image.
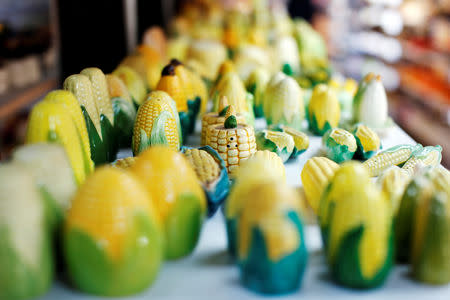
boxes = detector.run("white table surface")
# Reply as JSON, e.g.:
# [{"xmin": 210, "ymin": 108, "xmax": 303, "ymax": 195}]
[{"xmin": 43, "ymin": 120, "xmax": 450, "ymax": 300}]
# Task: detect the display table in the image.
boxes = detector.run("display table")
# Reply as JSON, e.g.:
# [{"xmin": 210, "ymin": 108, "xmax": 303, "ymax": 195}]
[{"xmin": 45, "ymin": 121, "xmax": 450, "ymax": 300}]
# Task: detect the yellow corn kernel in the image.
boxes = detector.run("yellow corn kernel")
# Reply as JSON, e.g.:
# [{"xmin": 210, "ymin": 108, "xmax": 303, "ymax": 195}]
[
  {"xmin": 156, "ymin": 64, "xmax": 187, "ymax": 112},
  {"xmin": 355, "ymin": 124, "xmax": 380, "ymax": 152},
  {"xmin": 184, "ymin": 149, "xmax": 220, "ymax": 184}
]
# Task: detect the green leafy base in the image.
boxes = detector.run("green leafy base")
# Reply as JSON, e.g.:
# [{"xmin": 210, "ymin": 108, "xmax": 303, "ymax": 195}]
[
  {"xmin": 112, "ymin": 97, "xmax": 136, "ymax": 149},
  {"xmin": 354, "ymin": 136, "xmax": 379, "ymax": 161},
  {"xmin": 331, "ymin": 225, "xmax": 394, "ymax": 289},
  {"xmin": 64, "ymin": 212, "xmax": 163, "ymax": 296},
  {"xmin": 81, "ymin": 107, "xmax": 108, "ymax": 166},
  {"xmin": 0, "ymin": 226, "xmax": 53, "ymax": 300},
  {"xmin": 290, "ymin": 148, "xmax": 306, "ymax": 159},
  {"xmin": 226, "ymin": 217, "xmax": 237, "ymax": 258},
  {"xmin": 324, "ymin": 137, "xmax": 355, "ymax": 163},
  {"xmin": 238, "ymin": 211, "xmax": 308, "ymax": 295},
  {"xmin": 164, "ymin": 193, "xmax": 204, "ymax": 260},
  {"xmin": 308, "ymin": 113, "xmax": 333, "ymax": 136}
]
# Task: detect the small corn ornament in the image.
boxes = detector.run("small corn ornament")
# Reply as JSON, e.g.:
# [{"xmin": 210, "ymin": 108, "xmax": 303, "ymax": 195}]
[
  {"xmin": 113, "ymin": 157, "xmax": 137, "ymax": 169},
  {"xmin": 245, "ymin": 67, "xmax": 270, "ymax": 118},
  {"xmin": 105, "ymin": 74, "xmax": 133, "ymax": 104},
  {"xmin": 322, "ymin": 128, "xmax": 357, "ymax": 163},
  {"xmin": 80, "ymin": 67, "xmax": 114, "ymax": 125},
  {"xmin": 201, "ymin": 96, "xmax": 246, "ymax": 145},
  {"xmin": 301, "ymin": 156, "xmax": 339, "ymax": 214},
  {"xmin": 308, "ymin": 84, "xmax": 340, "ymax": 136},
  {"xmin": 363, "ymin": 144, "xmax": 423, "ymax": 177},
  {"xmin": 183, "ymin": 146, "xmax": 230, "ymax": 217},
  {"xmin": 113, "ymin": 65, "xmax": 147, "ymax": 106},
  {"xmin": 156, "ymin": 64, "xmax": 187, "ymax": 113},
  {"xmin": 238, "ymin": 150, "xmax": 286, "ymax": 182},
  {"xmin": 376, "ymin": 166, "xmax": 410, "ymax": 216},
  {"xmin": 256, "ymin": 130, "xmax": 294, "ymax": 163},
  {"xmin": 26, "ymin": 101, "xmax": 87, "ymax": 185},
  {"xmin": 353, "ymin": 124, "xmax": 381, "ymax": 160},
  {"xmin": 207, "ymin": 105, "xmax": 257, "ymax": 176},
  {"xmin": 171, "ymin": 59, "xmax": 194, "ymax": 102},
  {"xmin": 401, "ymin": 145, "xmax": 442, "ymax": 175},
  {"xmin": 187, "ymin": 68, "xmax": 208, "ymax": 114},
  {"xmin": 43, "ymin": 90, "xmax": 94, "ymax": 173},
  {"xmin": 282, "ymin": 126, "xmax": 309, "ymax": 158},
  {"xmin": 132, "ymin": 91, "xmax": 182, "ymax": 155}
]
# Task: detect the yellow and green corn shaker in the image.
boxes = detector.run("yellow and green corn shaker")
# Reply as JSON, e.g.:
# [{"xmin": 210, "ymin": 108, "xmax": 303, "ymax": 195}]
[
  {"xmin": 255, "ymin": 129, "xmax": 295, "ymax": 163},
  {"xmin": 362, "ymin": 144, "xmax": 423, "ymax": 177},
  {"xmin": 353, "ymin": 124, "xmax": 381, "ymax": 160},
  {"xmin": 64, "ymin": 167, "xmax": 163, "ymax": 296},
  {"xmin": 132, "ymin": 91, "xmax": 182, "ymax": 155},
  {"xmin": 308, "ymin": 84, "xmax": 340, "ymax": 135},
  {"xmin": 113, "ymin": 65, "xmax": 147, "ymax": 106},
  {"xmin": 26, "ymin": 101, "xmax": 88, "ymax": 185},
  {"xmin": 130, "ymin": 146, "xmax": 206, "ymax": 259},
  {"xmin": 401, "ymin": 145, "xmax": 442, "ymax": 176},
  {"xmin": 237, "ymin": 180, "xmax": 308, "ymax": 294},
  {"xmin": 376, "ymin": 166, "xmax": 411, "ymax": 216},
  {"xmin": 225, "ymin": 150, "xmax": 286, "ymax": 257},
  {"xmin": 0, "ymin": 163, "xmax": 53, "ymax": 300},
  {"xmin": 105, "ymin": 74, "xmax": 133, "ymax": 104},
  {"xmin": 246, "ymin": 67, "xmax": 270, "ymax": 118},
  {"xmin": 395, "ymin": 167, "xmax": 450, "ymax": 266},
  {"xmin": 322, "ymin": 128, "xmax": 357, "ymax": 163},
  {"xmin": 262, "ymin": 74, "xmax": 304, "ymax": 131},
  {"xmin": 12, "ymin": 144, "xmax": 77, "ymax": 230},
  {"xmin": 206, "ymin": 105, "xmax": 257, "ymax": 176},
  {"xmin": 320, "ymin": 162, "xmax": 393, "ymax": 288},
  {"xmin": 301, "ymin": 156, "xmax": 339, "ymax": 214},
  {"xmin": 282, "ymin": 126, "xmax": 310, "ymax": 159}
]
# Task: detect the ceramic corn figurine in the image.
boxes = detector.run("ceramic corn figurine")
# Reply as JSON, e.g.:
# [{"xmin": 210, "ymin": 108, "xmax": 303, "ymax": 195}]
[
  {"xmin": 187, "ymin": 39, "xmax": 227, "ymax": 80},
  {"xmin": 64, "ymin": 74, "xmax": 114, "ymax": 164},
  {"xmin": 320, "ymin": 162, "xmax": 393, "ymax": 288},
  {"xmin": 206, "ymin": 106, "xmax": 257, "ymax": 176},
  {"xmin": 225, "ymin": 150, "xmax": 286, "ymax": 257},
  {"xmin": 43, "ymin": 90, "xmax": 94, "ymax": 173},
  {"xmin": 182, "ymin": 146, "xmax": 230, "ymax": 217},
  {"xmin": 187, "ymin": 67, "xmax": 208, "ymax": 114},
  {"xmin": 111, "ymin": 97, "xmax": 136, "ymax": 149},
  {"xmin": 13, "ymin": 144, "xmax": 77, "ymax": 229},
  {"xmin": 105, "ymin": 74, "xmax": 133, "ymax": 104},
  {"xmin": 274, "ymin": 36, "xmax": 301, "ymax": 75},
  {"xmin": 130, "ymin": 146, "xmax": 206, "ymax": 259},
  {"xmin": 201, "ymin": 96, "xmax": 246, "ymax": 145},
  {"xmin": 237, "ymin": 180, "xmax": 307, "ymax": 294},
  {"xmin": 322, "ymin": 128, "xmax": 357, "ymax": 163},
  {"xmin": 0, "ymin": 164, "xmax": 53, "ymax": 300},
  {"xmin": 132, "ymin": 91, "xmax": 182, "ymax": 155},
  {"xmin": 246, "ymin": 67, "xmax": 270, "ymax": 118},
  {"xmin": 113, "ymin": 66, "xmax": 147, "ymax": 106},
  {"xmin": 308, "ymin": 84, "xmax": 340, "ymax": 136},
  {"xmin": 212, "ymin": 72, "xmax": 255, "ymax": 125},
  {"xmin": 377, "ymin": 166, "xmax": 410, "ymax": 216},
  {"xmin": 352, "ymin": 124, "xmax": 381, "ymax": 160},
  {"xmin": 401, "ymin": 145, "xmax": 442, "ymax": 175},
  {"xmin": 26, "ymin": 101, "xmax": 88, "ymax": 185},
  {"xmin": 270, "ymin": 125, "xmax": 310, "ymax": 159},
  {"xmin": 301, "ymin": 157, "xmax": 339, "ymax": 214},
  {"xmin": 353, "ymin": 73, "xmax": 389, "ymax": 129},
  {"xmin": 363, "ymin": 144, "xmax": 423, "ymax": 177},
  {"xmin": 256, "ymin": 130, "xmax": 294, "ymax": 163},
  {"xmin": 113, "ymin": 157, "xmax": 137, "ymax": 169},
  {"xmin": 64, "ymin": 167, "xmax": 163, "ymax": 296},
  {"xmin": 263, "ymin": 75, "xmax": 304, "ymax": 131}
]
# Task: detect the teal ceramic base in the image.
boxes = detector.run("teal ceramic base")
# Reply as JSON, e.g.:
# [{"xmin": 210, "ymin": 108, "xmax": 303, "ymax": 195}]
[{"xmin": 225, "ymin": 217, "xmax": 237, "ymax": 258}]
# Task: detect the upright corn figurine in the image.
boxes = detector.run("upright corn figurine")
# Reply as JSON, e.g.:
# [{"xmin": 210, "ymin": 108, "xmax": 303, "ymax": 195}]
[
  {"xmin": 105, "ymin": 74, "xmax": 133, "ymax": 104},
  {"xmin": 113, "ymin": 66, "xmax": 147, "ymax": 106},
  {"xmin": 132, "ymin": 91, "xmax": 182, "ymax": 155},
  {"xmin": 308, "ymin": 84, "xmax": 340, "ymax": 136},
  {"xmin": 363, "ymin": 144, "xmax": 423, "ymax": 177},
  {"xmin": 401, "ymin": 145, "xmax": 442, "ymax": 175},
  {"xmin": 207, "ymin": 105, "xmax": 257, "ymax": 176},
  {"xmin": 246, "ymin": 67, "xmax": 270, "ymax": 117},
  {"xmin": 322, "ymin": 128, "xmax": 357, "ymax": 163}
]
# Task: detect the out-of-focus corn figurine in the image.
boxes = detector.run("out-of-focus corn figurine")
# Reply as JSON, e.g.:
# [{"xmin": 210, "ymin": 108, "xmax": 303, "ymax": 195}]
[
  {"xmin": 401, "ymin": 145, "xmax": 442, "ymax": 175},
  {"xmin": 13, "ymin": 144, "xmax": 77, "ymax": 229},
  {"xmin": 320, "ymin": 162, "xmax": 393, "ymax": 288},
  {"xmin": 225, "ymin": 150, "xmax": 286, "ymax": 257},
  {"xmin": 113, "ymin": 66, "xmax": 147, "ymax": 107},
  {"xmin": 105, "ymin": 74, "xmax": 133, "ymax": 104},
  {"xmin": 301, "ymin": 157, "xmax": 339, "ymax": 214},
  {"xmin": 64, "ymin": 167, "xmax": 163, "ymax": 296},
  {"xmin": 352, "ymin": 124, "xmax": 381, "ymax": 160},
  {"xmin": 187, "ymin": 39, "xmax": 227, "ymax": 81},
  {"xmin": 26, "ymin": 101, "xmax": 88, "ymax": 185},
  {"xmin": 0, "ymin": 163, "xmax": 53, "ymax": 300},
  {"xmin": 256, "ymin": 129, "xmax": 294, "ymax": 163},
  {"xmin": 269, "ymin": 124, "xmax": 310, "ymax": 159},
  {"xmin": 395, "ymin": 167, "xmax": 450, "ymax": 284},
  {"xmin": 363, "ymin": 144, "xmax": 423, "ymax": 177},
  {"xmin": 353, "ymin": 73, "xmax": 390, "ymax": 130},
  {"xmin": 246, "ymin": 67, "xmax": 270, "ymax": 118},
  {"xmin": 308, "ymin": 84, "xmax": 340, "ymax": 136},
  {"xmin": 113, "ymin": 157, "xmax": 137, "ymax": 169},
  {"xmin": 377, "ymin": 166, "xmax": 410, "ymax": 216},
  {"xmin": 322, "ymin": 128, "xmax": 357, "ymax": 163},
  {"xmin": 132, "ymin": 91, "xmax": 182, "ymax": 155},
  {"xmin": 182, "ymin": 146, "xmax": 230, "ymax": 217},
  {"xmin": 274, "ymin": 36, "xmax": 300, "ymax": 75},
  {"xmin": 263, "ymin": 74, "xmax": 304, "ymax": 131},
  {"xmin": 237, "ymin": 180, "xmax": 308, "ymax": 294},
  {"xmin": 130, "ymin": 146, "xmax": 206, "ymax": 260},
  {"xmin": 206, "ymin": 105, "xmax": 257, "ymax": 176}
]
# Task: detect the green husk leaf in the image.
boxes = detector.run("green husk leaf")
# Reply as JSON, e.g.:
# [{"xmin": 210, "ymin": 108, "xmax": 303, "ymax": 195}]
[{"xmin": 81, "ymin": 106, "xmax": 108, "ymax": 165}]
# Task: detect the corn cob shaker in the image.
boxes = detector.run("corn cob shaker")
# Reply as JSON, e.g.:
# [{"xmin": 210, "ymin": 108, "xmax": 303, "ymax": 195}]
[
  {"xmin": 401, "ymin": 145, "xmax": 442, "ymax": 175},
  {"xmin": 207, "ymin": 105, "xmax": 256, "ymax": 176}
]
